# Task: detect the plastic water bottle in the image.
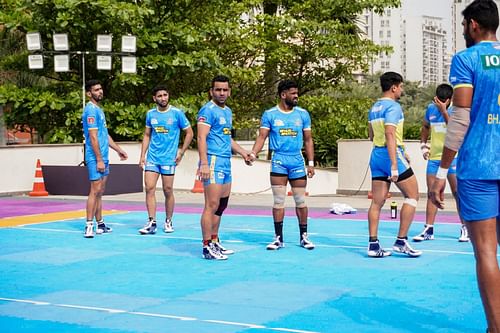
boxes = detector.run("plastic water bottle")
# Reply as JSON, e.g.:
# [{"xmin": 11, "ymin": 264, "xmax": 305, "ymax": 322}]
[{"xmin": 390, "ymin": 201, "xmax": 397, "ymax": 219}]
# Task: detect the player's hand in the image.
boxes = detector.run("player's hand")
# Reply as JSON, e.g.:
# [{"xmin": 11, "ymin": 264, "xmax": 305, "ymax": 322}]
[
  {"xmin": 420, "ymin": 143, "xmax": 430, "ymax": 160},
  {"xmin": 433, "ymin": 96, "xmax": 449, "ymax": 114},
  {"xmin": 199, "ymin": 163, "xmax": 210, "ymax": 180},
  {"xmin": 389, "ymin": 168, "xmax": 398, "ymax": 182},
  {"xmin": 97, "ymin": 160, "xmax": 105, "ymax": 172},
  {"xmin": 307, "ymin": 165, "xmax": 315, "ymax": 178},
  {"xmin": 429, "ymin": 178, "xmax": 446, "ymax": 209},
  {"xmin": 118, "ymin": 150, "xmax": 128, "ymax": 161},
  {"xmin": 175, "ymin": 150, "xmax": 184, "ymax": 165},
  {"xmin": 139, "ymin": 157, "xmax": 145, "ymax": 170}
]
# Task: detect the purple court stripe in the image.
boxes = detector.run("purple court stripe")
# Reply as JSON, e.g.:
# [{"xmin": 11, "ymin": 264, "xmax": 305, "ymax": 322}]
[{"xmin": 0, "ymin": 198, "xmax": 460, "ymax": 224}]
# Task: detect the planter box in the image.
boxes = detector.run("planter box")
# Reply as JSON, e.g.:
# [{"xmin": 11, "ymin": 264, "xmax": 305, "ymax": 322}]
[{"xmin": 42, "ymin": 164, "xmax": 143, "ymax": 196}]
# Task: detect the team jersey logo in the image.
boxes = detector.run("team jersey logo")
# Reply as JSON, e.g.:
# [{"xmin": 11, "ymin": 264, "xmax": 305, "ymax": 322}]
[
  {"xmin": 223, "ymin": 127, "xmax": 231, "ymax": 135},
  {"xmin": 295, "ymin": 120, "xmax": 302, "ymax": 126},
  {"xmin": 151, "ymin": 118, "xmax": 159, "ymax": 125},
  {"xmin": 87, "ymin": 116, "xmax": 95, "ymax": 125},
  {"xmin": 219, "ymin": 117, "xmax": 227, "ymax": 125},
  {"xmin": 279, "ymin": 128, "xmax": 298, "ymax": 137},
  {"xmin": 154, "ymin": 126, "xmax": 169, "ymax": 134},
  {"xmin": 167, "ymin": 118, "xmax": 174, "ymax": 125},
  {"xmin": 274, "ymin": 119, "xmax": 284, "ymax": 126}
]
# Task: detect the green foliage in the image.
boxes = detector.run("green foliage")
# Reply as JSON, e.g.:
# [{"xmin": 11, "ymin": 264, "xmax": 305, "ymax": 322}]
[
  {"xmin": 1, "ymin": 0, "xmax": 407, "ymax": 166},
  {"xmin": 303, "ymin": 95, "xmax": 372, "ymax": 167}
]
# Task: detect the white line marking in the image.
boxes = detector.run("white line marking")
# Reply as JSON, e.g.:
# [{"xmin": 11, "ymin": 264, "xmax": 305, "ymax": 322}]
[
  {"xmin": 0, "ymin": 297, "xmax": 319, "ymax": 333},
  {"xmin": 10, "ymin": 226, "xmax": 486, "ymax": 257}
]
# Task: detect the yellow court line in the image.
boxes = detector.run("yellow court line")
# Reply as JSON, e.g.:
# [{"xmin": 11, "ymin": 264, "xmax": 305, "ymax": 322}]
[{"xmin": 0, "ymin": 210, "xmax": 128, "ymax": 228}]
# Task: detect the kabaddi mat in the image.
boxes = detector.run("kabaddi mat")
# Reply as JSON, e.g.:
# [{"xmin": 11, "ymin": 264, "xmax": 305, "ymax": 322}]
[{"xmin": 0, "ymin": 198, "xmax": 487, "ymax": 333}]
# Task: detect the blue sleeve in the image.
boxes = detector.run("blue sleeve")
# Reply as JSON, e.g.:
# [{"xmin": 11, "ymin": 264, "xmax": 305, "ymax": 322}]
[
  {"xmin": 145, "ymin": 111, "xmax": 151, "ymax": 128},
  {"xmin": 424, "ymin": 104, "xmax": 432, "ymax": 123},
  {"xmin": 449, "ymin": 52, "xmax": 473, "ymax": 87},
  {"xmin": 384, "ymin": 104, "xmax": 402, "ymax": 125},
  {"xmin": 260, "ymin": 111, "xmax": 271, "ymax": 129},
  {"xmin": 197, "ymin": 106, "xmax": 213, "ymax": 127},
  {"xmin": 302, "ymin": 111, "xmax": 311, "ymax": 130},
  {"xmin": 84, "ymin": 105, "xmax": 99, "ymax": 130},
  {"xmin": 177, "ymin": 110, "xmax": 191, "ymax": 129}
]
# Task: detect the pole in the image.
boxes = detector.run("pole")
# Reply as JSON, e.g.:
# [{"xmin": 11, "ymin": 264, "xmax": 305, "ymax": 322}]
[{"xmin": 82, "ymin": 51, "xmax": 86, "ymax": 110}]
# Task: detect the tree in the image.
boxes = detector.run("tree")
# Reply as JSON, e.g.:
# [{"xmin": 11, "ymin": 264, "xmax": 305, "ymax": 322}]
[{"xmin": 0, "ymin": 0, "xmax": 404, "ymax": 167}]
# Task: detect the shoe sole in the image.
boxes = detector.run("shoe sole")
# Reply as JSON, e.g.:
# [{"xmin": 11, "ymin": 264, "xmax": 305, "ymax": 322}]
[
  {"xmin": 163, "ymin": 230, "xmax": 174, "ymax": 233},
  {"xmin": 393, "ymin": 248, "xmax": 422, "ymax": 257},
  {"xmin": 139, "ymin": 231, "xmax": 156, "ymax": 235}
]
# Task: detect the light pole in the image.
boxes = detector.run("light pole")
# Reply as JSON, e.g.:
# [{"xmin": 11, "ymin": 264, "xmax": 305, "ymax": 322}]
[{"xmin": 26, "ymin": 32, "xmax": 137, "ymax": 109}]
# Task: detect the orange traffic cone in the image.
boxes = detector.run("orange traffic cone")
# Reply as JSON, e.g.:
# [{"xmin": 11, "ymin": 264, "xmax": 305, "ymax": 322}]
[
  {"xmin": 29, "ymin": 159, "xmax": 49, "ymax": 196},
  {"xmin": 191, "ymin": 178, "xmax": 204, "ymax": 193}
]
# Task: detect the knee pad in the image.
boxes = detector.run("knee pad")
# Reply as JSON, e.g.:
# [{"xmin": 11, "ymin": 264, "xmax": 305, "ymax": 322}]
[
  {"xmin": 292, "ymin": 187, "xmax": 307, "ymax": 208},
  {"xmin": 403, "ymin": 197, "xmax": 418, "ymax": 208},
  {"xmin": 272, "ymin": 185, "xmax": 286, "ymax": 209},
  {"xmin": 214, "ymin": 196, "xmax": 229, "ymax": 216}
]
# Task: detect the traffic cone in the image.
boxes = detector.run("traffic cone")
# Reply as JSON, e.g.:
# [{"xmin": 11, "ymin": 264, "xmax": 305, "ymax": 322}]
[
  {"xmin": 29, "ymin": 159, "xmax": 49, "ymax": 196},
  {"xmin": 191, "ymin": 178, "xmax": 204, "ymax": 193}
]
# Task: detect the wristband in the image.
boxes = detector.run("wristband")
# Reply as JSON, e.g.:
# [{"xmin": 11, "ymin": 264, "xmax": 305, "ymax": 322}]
[
  {"xmin": 391, "ymin": 169, "xmax": 398, "ymax": 177},
  {"xmin": 250, "ymin": 152, "xmax": 256, "ymax": 158},
  {"xmin": 435, "ymin": 167, "xmax": 448, "ymax": 180},
  {"xmin": 308, "ymin": 161, "xmax": 314, "ymax": 167}
]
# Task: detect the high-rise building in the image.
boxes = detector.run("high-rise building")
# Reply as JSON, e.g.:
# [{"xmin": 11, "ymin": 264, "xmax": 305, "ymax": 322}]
[
  {"xmin": 359, "ymin": 9, "xmax": 450, "ymax": 85},
  {"xmin": 403, "ymin": 16, "xmax": 449, "ymax": 85},
  {"xmin": 452, "ymin": 0, "xmax": 500, "ymax": 53}
]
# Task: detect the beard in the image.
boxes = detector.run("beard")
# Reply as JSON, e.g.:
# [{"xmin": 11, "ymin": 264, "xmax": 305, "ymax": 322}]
[
  {"xmin": 284, "ymin": 98, "xmax": 298, "ymax": 108},
  {"xmin": 92, "ymin": 93, "xmax": 103, "ymax": 102}
]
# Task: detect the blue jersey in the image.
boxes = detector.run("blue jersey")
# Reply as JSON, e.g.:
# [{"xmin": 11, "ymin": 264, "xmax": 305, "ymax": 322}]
[
  {"xmin": 424, "ymin": 103, "xmax": 453, "ymax": 160},
  {"xmin": 82, "ymin": 102, "xmax": 109, "ymax": 162},
  {"xmin": 145, "ymin": 105, "xmax": 191, "ymax": 165},
  {"xmin": 449, "ymin": 41, "xmax": 500, "ymax": 180},
  {"xmin": 197, "ymin": 101, "xmax": 232, "ymax": 158},
  {"xmin": 368, "ymin": 98, "xmax": 405, "ymax": 147},
  {"xmin": 260, "ymin": 105, "xmax": 311, "ymax": 155}
]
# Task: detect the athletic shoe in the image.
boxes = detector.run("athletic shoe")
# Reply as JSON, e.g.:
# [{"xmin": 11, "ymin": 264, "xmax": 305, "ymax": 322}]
[
  {"xmin": 163, "ymin": 219, "xmax": 174, "ymax": 233},
  {"xmin": 367, "ymin": 240, "xmax": 392, "ymax": 258},
  {"xmin": 458, "ymin": 224, "xmax": 470, "ymax": 242},
  {"xmin": 266, "ymin": 235, "xmax": 284, "ymax": 250},
  {"xmin": 412, "ymin": 225, "xmax": 434, "ymax": 242},
  {"xmin": 139, "ymin": 220, "xmax": 157, "ymax": 235},
  {"xmin": 84, "ymin": 223, "xmax": 94, "ymax": 238},
  {"xmin": 300, "ymin": 233, "xmax": 315, "ymax": 250},
  {"xmin": 202, "ymin": 243, "xmax": 228, "ymax": 260},
  {"xmin": 96, "ymin": 222, "xmax": 112, "ymax": 234},
  {"xmin": 212, "ymin": 241, "xmax": 235, "ymax": 255},
  {"xmin": 393, "ymin": 239, "xmax": 422, "ymax": 257}
]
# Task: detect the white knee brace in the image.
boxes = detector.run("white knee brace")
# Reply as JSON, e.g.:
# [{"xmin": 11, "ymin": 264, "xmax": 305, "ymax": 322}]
[
  {"xmin": 292, "ymin": 187, "xmax": 307, "ymax": 208},
  {"xmin": 403, "ymin": 197, "xmax": 418, "ymax": 208},
  {"xmin": 272, "ymin": 185, "xmax": 286, "ymax": 209}
]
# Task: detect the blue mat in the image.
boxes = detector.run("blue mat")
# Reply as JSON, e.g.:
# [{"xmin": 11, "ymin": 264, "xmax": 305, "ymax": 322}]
[{"xmin": 0, "ymin": 212, "xmax": 485, "ymax": 332}]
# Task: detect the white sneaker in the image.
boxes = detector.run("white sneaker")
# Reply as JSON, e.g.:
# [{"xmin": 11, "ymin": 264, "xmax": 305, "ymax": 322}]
[
  {"xmin": 412, "ymin": 225, "xmax": 434, "ymax": 242},
  {"xmin": 300, "ymin": 233, "xmax": 315, "ymax": 250},
  {"xmin": 212, "ymin": 241, "xmax": 235, "ymax": 255},
  {"xmin": 139, "ymin": 220, "xmax": 157, "ymax": 235},
  {"xmin": 367, "ymin": 240, "xmax": 392, "ymax": 258},
  {"xmin": 202, "ymin": 243, "xmax": 228, "ymax": 260},
  {"xmin": 84, "ymin": 222, "xmax": 94, "ymax": 238},
  {"xmin": 163, "ymin": 219, "xmax": 174, "ymax": 233},
  {"xmin": 266, "ymin": 235, "xmax": 284, "ymax": 250},
  {"xmin": 393, "ymin": 239, "xmax": 422, "ymax": 257},
  {"xmin": 458, "ymin": 225, "xmax": 470, "ymax": 242}
]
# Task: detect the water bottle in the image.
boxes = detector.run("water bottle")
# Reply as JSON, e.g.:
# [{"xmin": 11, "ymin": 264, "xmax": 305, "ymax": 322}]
[{"xmin": 390, "ymin": 201, "xmax": 397, "ymax": 219}]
